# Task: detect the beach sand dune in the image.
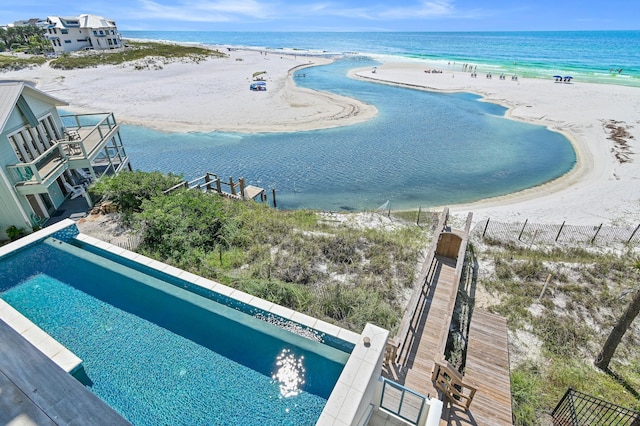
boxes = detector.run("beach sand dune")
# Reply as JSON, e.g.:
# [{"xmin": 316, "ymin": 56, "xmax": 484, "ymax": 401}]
[{"xmin": 5, "ymin": 51, "xmax": 640, "ymax": 226}]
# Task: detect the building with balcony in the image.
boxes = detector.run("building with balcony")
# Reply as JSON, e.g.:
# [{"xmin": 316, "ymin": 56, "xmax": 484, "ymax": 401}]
[
  {"xmin": 44, "ymin": 14, "xmax": 122, "ymax": 53},
  {"xmin": 0, "ymin": 81, "xmax": 131, "ymax": 239}
]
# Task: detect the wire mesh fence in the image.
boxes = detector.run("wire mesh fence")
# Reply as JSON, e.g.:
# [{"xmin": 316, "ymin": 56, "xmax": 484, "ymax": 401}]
[
  {"xmin": 471, "ymin": 218, "xmax": 640, "ymax": 248},
  {"xmin": 552, "ymin": 387, "xmax": 640, "ymax": 426}
]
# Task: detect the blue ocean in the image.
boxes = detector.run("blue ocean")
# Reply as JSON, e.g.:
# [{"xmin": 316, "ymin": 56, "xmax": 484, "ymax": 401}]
[{"xmin": 115, "ymin": 31, "xmax": 639, "ymax": 210}]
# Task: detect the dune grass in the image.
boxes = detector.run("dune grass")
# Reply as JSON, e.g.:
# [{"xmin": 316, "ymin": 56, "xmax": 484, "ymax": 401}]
[
  {"xmin": 0, "ymin": 54, "xmax": 46, "ymax": 70},
  {"xmin": 475, "ymin": 239, "xmax": 640, "ymax": 424},
  {"xmin": 91, "ymin": 171, "xmax": 431, "ymax": 333},
  {"xmin": 50, "ymin": 40, "xmax": 226, "ymax": 69}
]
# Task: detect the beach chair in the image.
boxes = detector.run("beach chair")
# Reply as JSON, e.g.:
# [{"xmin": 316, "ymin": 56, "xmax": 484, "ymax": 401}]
[
  {"xmin": 75, "ymin": 168, "xmax": 93, "ymax": 187},
  {"xmin": 63, "ymin": 181, "xmax": 86, "ymax": 199}
]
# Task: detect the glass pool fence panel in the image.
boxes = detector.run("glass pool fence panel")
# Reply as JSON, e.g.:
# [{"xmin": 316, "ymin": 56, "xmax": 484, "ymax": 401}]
[{"xmin": 379, "ymin": 378, "xmax": 425, "ymax": 425}]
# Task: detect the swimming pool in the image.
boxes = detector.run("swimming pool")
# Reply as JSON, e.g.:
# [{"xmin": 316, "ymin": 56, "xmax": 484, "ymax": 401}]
[{"xmin": 0, "ymin": 227, "xmax": 357, "ymax": 425}]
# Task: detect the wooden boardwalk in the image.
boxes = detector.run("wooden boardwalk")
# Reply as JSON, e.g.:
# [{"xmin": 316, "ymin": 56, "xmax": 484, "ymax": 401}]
[
  {"xmin": 0, "ymin": 320, "xmax": 130, "ymax": 425},
  {"xmin": 399, "ymin": 256, "xmax": 458, "ymax": 398},
  {"xmin": 382, "ymin": 209, "xmax": 513, "ymax": 426},
  {"xmin": 456, "ymin": 309, "xmax": 512, "ymax": 425}
]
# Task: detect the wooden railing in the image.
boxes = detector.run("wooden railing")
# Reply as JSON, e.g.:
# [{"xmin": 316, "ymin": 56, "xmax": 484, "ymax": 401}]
[
  {"xmin": 385, "ymin": 208, "xmax": 450, "ymax": 363},
  {"xmin": 431, "ymin": 357, "xmax": 478, "ymax": 410},
  {"xmin": 164, "ymin": 173, "xmax": 263, "ymax": 202}
]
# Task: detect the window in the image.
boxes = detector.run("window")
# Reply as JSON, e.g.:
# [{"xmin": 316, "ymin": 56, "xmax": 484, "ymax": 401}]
[
  {"xmin": 64, "ymin": 40, "xmax": 71, "ymax": 44},
  {"xmin": 93, "ymin": 30, "xmax": 97, "ymax": 35},
  {"xmin": 61, "ymin": 29, "xmax": 68, "ymax": 34}
]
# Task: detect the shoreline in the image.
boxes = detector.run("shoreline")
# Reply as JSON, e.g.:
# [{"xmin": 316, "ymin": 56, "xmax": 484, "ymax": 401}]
[
  {"xmin": 4, "ymin": 46, "xmax": 639, "ymax": 225},
  {"xmin": 350, "ymin": 62, "xmax": 639, "ymax": 225},
  {"xmin": 6, "ymin": 48, "xmax": 377, "ymax": 134}
]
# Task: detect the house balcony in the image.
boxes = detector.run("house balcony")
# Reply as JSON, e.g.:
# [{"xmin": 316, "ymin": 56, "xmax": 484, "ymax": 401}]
[{"xmin": 6, "ymin": 112, "xmax": 129, "ymax": 195}]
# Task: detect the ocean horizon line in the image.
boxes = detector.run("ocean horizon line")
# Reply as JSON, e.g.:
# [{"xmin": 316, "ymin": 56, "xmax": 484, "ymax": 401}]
[{"xmin": 121, "ymin": 30, "xmax": 640, "ymax": 87}]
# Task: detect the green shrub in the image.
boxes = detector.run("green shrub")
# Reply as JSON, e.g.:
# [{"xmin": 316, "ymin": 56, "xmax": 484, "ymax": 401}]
[{"xmin": 90, "ymin": 170, "xmax": 183, "ymax": 219}]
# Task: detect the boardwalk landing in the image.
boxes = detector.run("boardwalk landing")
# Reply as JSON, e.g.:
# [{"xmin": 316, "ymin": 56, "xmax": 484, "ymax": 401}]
[{"xmin": 439, "ymin": 309, "xmax": 513, "ymax": 426}]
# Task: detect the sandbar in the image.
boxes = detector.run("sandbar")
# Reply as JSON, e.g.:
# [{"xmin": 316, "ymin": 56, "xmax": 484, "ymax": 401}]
[{"xmin": 4, "ymin": 48, "xmax": 640, "ymax": 226}]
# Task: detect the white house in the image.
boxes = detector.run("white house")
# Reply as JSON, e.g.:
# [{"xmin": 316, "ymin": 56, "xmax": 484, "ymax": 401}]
[
  {"xmin": 0, "ymin": 81, "xmax": 131, "ymax": 239},
  {"xmin": 44, "ymin": 14, "xmax": 122, "ymax": 53}
]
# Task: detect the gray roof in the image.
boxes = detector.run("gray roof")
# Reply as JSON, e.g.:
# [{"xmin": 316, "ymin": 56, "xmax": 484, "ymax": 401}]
[{"xmin": 0, "ymin": 81, "xmax": 68, "ymax": 133}]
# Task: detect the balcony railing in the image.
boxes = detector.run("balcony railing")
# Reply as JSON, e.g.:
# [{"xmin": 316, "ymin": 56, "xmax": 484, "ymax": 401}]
[{"xmin": 7, "ymin": 113, "xmax": 122, "ymax": 187}]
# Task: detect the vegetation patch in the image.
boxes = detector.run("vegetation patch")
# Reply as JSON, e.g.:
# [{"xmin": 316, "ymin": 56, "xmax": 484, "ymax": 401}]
[
  {"xmin": 0, "ymin": 54, "xmax": 46, "ymax": 71},
  {"xmin": 50, "ymin": 40, "xmax": 226, "ymax": 69},
  {"xmin": 474, "ymin": 237, "xmax": 640, "ymax": 423},
  {"xmin": 88, "ymin": 171, "xmax": 431, "ymax": 333}
]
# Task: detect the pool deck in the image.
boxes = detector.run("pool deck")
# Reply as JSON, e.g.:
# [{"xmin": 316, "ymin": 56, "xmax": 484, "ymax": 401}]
[{"xmin": 0, "ymin": 319, "xmax": 131, "ymax": 425}]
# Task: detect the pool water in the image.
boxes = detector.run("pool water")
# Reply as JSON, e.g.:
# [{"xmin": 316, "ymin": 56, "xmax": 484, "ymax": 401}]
[{"xmin": 0, "ymin": 238, "xmax": 350, "ymax": 425}]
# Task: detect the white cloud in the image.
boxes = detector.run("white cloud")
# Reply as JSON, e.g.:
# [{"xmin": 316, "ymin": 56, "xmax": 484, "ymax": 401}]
[
  {"xmin": 124, "ymin": 0, "xmax": 461, "ymax": 24},
  {"xmin": 128, "ymin": 0, "xmax": 278, "ymax": 23}
]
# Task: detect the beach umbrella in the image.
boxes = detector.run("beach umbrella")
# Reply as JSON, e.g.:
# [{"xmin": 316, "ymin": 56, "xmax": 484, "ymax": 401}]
[{"xmin": 553, "ymin": 75, "xmax": 562, "ymax": 81}]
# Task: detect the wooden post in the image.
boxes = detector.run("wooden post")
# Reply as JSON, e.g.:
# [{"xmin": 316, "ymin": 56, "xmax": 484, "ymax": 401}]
[
  {"xmin": 591, "ymin": 223, "xmax": 603, "ymax": 244},
  {"xmin": 272, "ymin": 188, "xmax": 277, "ymax": 208},
  {"xmin": 229, "ymin": 177, "xmax": 235, "ymax": 195},
  {"xmin": 205, "ymin": 173, "xmax": 212, "ymax": 191},
  {"xmin": 482, "ymin": 218, "xmax": 490, "ymax": 238},
  {"xmin": 239, "ymin": 177, "xmax": 246, "ymax": 198},
  {"xmin": 417, "ymin": 207, "xmax": 421, "ymax": 226},
  {"xmin": 555, "ymin": 221, "xmax": 566, "ymax": 242},
  {"xmin": 518, "ymin": 219, "xmax": 528, "ymax": 241},
  {"xmin": 628, "ymin": 223, "xmax": 640, "ymax": 244},
  {"xmin": 538, "ymin": 273, "xmax": 553, "ymax": 301},
  {"xmin": 215, "ymin": 178, "xmax": 222, "ymax": 194}
]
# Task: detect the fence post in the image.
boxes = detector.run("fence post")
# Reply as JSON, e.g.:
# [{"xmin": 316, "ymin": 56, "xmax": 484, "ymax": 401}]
[
  {"xmin": 628, "ymin": 223, "xmax": 640, "ymax": 244},
  {"xmin": 482, "ymin": 218, "xmax": 490, "ymax": 238},
  {"xmin": 518, "ymin": 219, "xmax": 528, "ymax": 241},
  {"xmin": 215, "ymin": 178, "xmax": 222, "ymax": 194},
  {"xmin": 417, "ymin": 207, "xmax": 421, "ymax": 226},
  {"xmin": 591, "ymin": 223, "xmax": 603, "ymax": 244},
  {"xmin": 229, "ymin": 177, "xmax": 235, "ymax": 195},
  {"xmin": 205, "ymin": 173, "xmax": 212, "ymax": 191},
  {"xmin": 272, "ymin": 188, "xmax": 277, "ymax": 208},
  {"xmin": 239, "ymin": 177, "xmax": 246, "ymax": 198},
  {"xmin": 555, "ymin": 221, "xmax": 566, "ymax": 242}
]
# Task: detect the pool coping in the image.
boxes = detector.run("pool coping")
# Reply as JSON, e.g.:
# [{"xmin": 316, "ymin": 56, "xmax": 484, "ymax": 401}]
[
  {"xmin": 0, "ymin": 299, "xmax": 83, "ymax": 373},
  {"xmin": 0, "ymin": 220, "xmax": 85, "ymax": 374},
  {"xmin": 1, "ymin": 220, "xmax": 389, "ymax": 426}
]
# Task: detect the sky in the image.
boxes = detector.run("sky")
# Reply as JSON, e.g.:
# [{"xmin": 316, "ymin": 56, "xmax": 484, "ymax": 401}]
[{"xmin": 1, "ymin": 0, "xmax": 638, "ymax": 32}]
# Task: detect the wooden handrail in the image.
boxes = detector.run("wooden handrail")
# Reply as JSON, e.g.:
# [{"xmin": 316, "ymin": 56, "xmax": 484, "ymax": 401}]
[
  {"xmin": 388, "ymin": 208, "xmax": 450, "ymax": 363},
  {"xmin": 432, "ymin": 358, "xmax": 478, "ymax": 410}
]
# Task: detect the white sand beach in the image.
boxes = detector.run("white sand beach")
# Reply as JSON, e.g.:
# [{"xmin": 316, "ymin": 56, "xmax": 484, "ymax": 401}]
[
  {"xmin": 351, "ymin": 63, "xmax": 640, "ymax": 226},
  {"xmin": 7, "ymin": 49, "xmax": 377, "ymax": 133},
  {"xmin": 5, "ymin": 49, "xmax": 640, "ymax": 226}
]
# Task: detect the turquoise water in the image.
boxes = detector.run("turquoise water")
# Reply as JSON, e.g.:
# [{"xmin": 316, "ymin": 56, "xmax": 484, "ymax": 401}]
[
  {"xmin": 122, "ymin": 31, "xmax": 640, "ymax": 86},
  {"xmin": 120, "ymin": 57, "xmax": 575, "ymax": 211},
  {"xmin": 0, "ymin": 239, "xmax": 349, "ymax": 425},
  {"xmin": 112, "ymin": 31, "xmax": 639, "ymax": 210}
]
